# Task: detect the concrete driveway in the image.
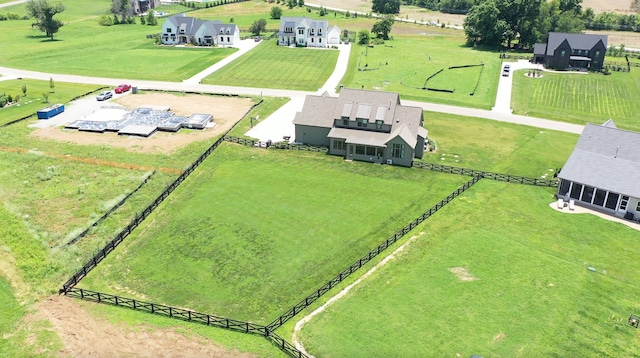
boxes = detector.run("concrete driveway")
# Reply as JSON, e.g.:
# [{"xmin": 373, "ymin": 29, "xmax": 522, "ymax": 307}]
[{"xmin": 492, "ymin": 59, "xmax": 542, "ymax": 113}]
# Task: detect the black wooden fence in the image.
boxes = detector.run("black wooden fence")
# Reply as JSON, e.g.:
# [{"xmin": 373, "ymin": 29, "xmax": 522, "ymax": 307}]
[
  {"xmin": 63, "ymin": 171, "xmax": 155, "ymax": 246},
  {"xmin": 65, "ymin": 288, "xmax": 307, "ymax": 358},
  {"xmin": 267, "ymin": 175, "xmax": 482, "ymax": 330},
  {"xmin": 223, "ymin": 135, "xmax": 329, "ymax": 152},
  {"xmin": 412, "ymin": 161, "xmax": 558, "ymax": 187}
]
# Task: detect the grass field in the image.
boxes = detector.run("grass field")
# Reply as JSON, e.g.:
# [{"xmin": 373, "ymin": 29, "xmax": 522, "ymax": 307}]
[
  {"xmin": 419, "ymin": 111, "xmax": 579, "ymax": 177},
  {"xmin": 301, "ymin": 180, "xmax": 640, "ymax": 356},
  {"xmin": 341, "ymin": 35, "xmax": 501, "ymax": 109},
  {"xmin": 512, "ymin": 70, "xmax": 640, "ymax": 131},
  {"xmin": 201, "ymin": 40, "xmax": 339, "ymax": 91},
  {"xmin": 0, "ymin": 0, "xmax": 236, "ymax": 81},
  {"xmin": 0, "ymin": 79, "xmax": 103, "ymax": 126},
  {"xmin": 81, "ymin": 144, "xmax": 470, "ymax": 323}
]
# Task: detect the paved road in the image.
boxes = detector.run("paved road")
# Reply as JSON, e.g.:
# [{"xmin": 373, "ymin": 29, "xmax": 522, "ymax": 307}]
[
  {"xmin": 0, "ymin": 0, "xmax": 28, "ymax": 9},
  {"xmin": 492, "ymin": 59, "xmax": 543, "ymax": 113},
  {"xmin": 0, "ymin": 38, "xmax": 584, "ymax": 142}
]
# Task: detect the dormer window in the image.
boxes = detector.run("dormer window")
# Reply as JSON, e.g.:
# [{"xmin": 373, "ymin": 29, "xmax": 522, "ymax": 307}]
[
  {"xmin": 166, "ymin": 28, "xmax": 172, "ymax": 33},
  {"xmin": 357, "ymin": 118, "xmax": 368, "ymax": 127},
  {"xmin": 376, "ymin": 120, "xmax": 383, "ymax": 129}
]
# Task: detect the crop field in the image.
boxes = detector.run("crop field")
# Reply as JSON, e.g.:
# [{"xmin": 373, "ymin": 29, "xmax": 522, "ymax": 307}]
[
  {"xmin": 342, "ymin": 35, "xmax": 501, "ymax": 109},
  {"xmin": 0, "ymin": 79, "xmax": 102, "ymax": 126},
  {"xmin": 512, "ymin": 70, "xmax": 640, "ymax": 131},
  {"xmin": 300, "ymin": 180, "xmax": 640, "ymax": 357},
  {"xmin": 201, "ymin": 40, "xmax": 339, "ymax": 91},
  {"xmin": 81, "ymin": 143, "xmax": 470, "ymax": 323},
  {"xmin": 419, "ymin": 111, "xmax": 578, "ymax": 177}
]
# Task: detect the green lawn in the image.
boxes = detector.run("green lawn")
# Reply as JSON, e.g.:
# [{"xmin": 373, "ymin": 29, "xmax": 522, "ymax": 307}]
[
  {"xmin": 81, "ymin": 144, "xmax": 469, "ymax": 323},
  {"xmin": 202, "ymin": 40, "xmax": 339, "ymax": 91},
  {"xmin": 341, "ymin": 35, "xmax": 501, "ymax": 109},
  {"xmin": 301, "ymin": 180, "xmax": 640, "ymax": 357},
  {"xmin": 0, "ymin": 79, "xmax": 102, "ymax": 126},
  {"xmin": 0, "ymin": 0, "xmax": 237, "ymax": 81},
  {"xmin": 418, "ymin": 111, "xmax": 579, "ymax": 177},
  {"xmin": 511, "ymin": 70, "xmax": 640, "ymax": 131}
]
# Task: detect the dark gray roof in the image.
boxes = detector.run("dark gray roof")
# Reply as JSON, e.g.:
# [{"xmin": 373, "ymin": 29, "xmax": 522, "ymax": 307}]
[
  {"xmin": 546, "ymin": 32, "xmax": 608, "ymax": 56},
  {"xmin": 558, "ymin": 122, "xmax": 640, "ymax": 197},
  {"xmin": 533, "ymin": 43, "xmax": 547, "ymax": 56}
]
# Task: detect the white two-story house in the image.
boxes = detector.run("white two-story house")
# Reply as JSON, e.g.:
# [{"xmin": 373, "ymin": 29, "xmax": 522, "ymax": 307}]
[
  {"xmin": 278, "ymin": 17, "xmax": 341, "ymax": 48},
  {"xmin": 161, "ymin": 14, "xmax": 239, "ymax": 47}
]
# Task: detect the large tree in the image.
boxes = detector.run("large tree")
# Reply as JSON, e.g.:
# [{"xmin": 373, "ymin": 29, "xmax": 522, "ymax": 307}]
[
  {"xmin": 464, "ymin": 0, "xmax": 542, "ymax": 48},
  {"xmin": 111, "ymin": 0, "xmax": 133, "ymax": 24},
  {"xmin": 249, "ymin": 19, "xmax": 267, "ymax": 36},
  {"xmin": 372, "ymin": 0, "xmax": 400, "ymax": 14},
  {"xmin": 26, "ymin": 0, "xmax": 65, "ymax": 40},
  {"xmin": 270, "ymin": 6, "xmax": 282, "ymax": 19},
  {"xmin": 371, "ymin": 16, "xmax": 394, "ymax": 40},
  {"xmin": 463, "ymin": 0, "xmax": 506, "ymax": 46}
]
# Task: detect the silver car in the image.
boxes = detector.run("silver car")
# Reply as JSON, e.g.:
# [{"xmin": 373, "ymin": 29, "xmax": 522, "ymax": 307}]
[{"xmin": 96, "ymin": 91, "xmax": 113, "ymax": 101}]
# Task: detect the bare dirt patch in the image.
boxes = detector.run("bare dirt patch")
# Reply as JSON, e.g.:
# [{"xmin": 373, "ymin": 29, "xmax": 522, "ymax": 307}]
[
  {"xmin": 30, "ymin": 93, "xmax": 254, "ymax": 155},
  {"xmin": 26, "ymin": 295, "xmax": 256, "ymax": 358},
  {"xmin": 449, "ymin": 267, "xmax": 478, "ymax": 281}
]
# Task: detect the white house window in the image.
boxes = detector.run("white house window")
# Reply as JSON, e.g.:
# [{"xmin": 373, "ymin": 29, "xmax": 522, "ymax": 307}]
[
  {"xmin": 391, "ymin": 143, "xmax": 404, "ymax": 159},
  {"xmin": 636, "ymin": 201, "xmax": 640, "ymax": 212},
  {"xmin": 319, "ymin": 38, "xmax": 322, "ymax": 43},
  {"xmin": 376, "ymin": 120, "xmax": 383, "ymax": 129},
  {"xmin": 298, "ymin": 29, "xmax": 304, "ymax": 35},
  {"xmin": 227, "ymin": 36, "xmax": 230, "ymax": 42},
  {"xmin": 357, "ymin": 118, "xmax": 367, "ymax": 127},
  {"xmin": 333, "ymin": 140, "xmax": 346, "ymax": 150},
  {"xmin": 620, "ymin": 196, "xmax": 629, "ymax": 211},
  {"xmin": 311, "ymin": 38, "xmax": 314, "ymax": 43}
]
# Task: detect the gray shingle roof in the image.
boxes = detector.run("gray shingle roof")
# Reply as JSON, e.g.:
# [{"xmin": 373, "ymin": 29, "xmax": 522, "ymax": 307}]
[
  {"xmin": 558, "ymin": 122, "xmax": 640, "ymax": 198},
  {"xmin": 294, "ymin": 89, "xmax": 426, "ymax": 149},
  {"xmin": 546, "ymin": 32, "xmax": 608, "ymax": 56},
  {"xmin": 533, "ymin": 43, "xmax": 547, "ymax": 56}
]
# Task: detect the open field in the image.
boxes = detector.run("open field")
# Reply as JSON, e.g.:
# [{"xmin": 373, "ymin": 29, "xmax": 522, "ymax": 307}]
[
  {"xmin": 342, "ymin": 35, "xmax": 500, "ymax": 109},
  {"xmin": 0, "ymin": 79, "xmax": 102, "ymax": 126},
  {"xmin": 81, "ymin": 144, "xmax": 470, "ymax": 323},
  {"xmin": 0, "ymin": 0, "xmax": 237, "ymax": 81},
  {"xmin": 300, "ymin": 180, "xmax": 640, "ymax": 356},
  {"xmin": 511, "ymin": 70, "xmax": 640, "ymax": 132},
  {"xmin": 202, "ymin": 40, "xmax": 339, "ymax": 91},
  {"xmin": 419, "ymin": 111, "xmax": 578, "ymax": 177}
]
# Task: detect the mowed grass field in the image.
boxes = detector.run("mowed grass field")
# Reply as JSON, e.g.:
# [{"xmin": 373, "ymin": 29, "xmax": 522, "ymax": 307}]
[
  {"xmin": 0, "ymin": 79, "xmax": 103, "ymax": 126},
  {"xmin": 202, "ymin": 40, "xmax": 339, "ymax": 91},
  {"xmin": 81, "ymin": 144, "xmax": 470, "ymax": 323},
  {"xmin": 512, "ymin": 70, "xmax": 640, "ymax": 131},
  {"xmin": 342, "ymin": 35, "xmax": 501, "ymax": 109},
  {"xmin": 419, "ymin": 111, "xmax": 579, "ymax": 177},
  {"xmin": 301, "ymin": 180, "xmax": 640, "ymax": 356},
  {"xmin": 0, "ymin": 0, "xmax": 236, "ymax": 81}
]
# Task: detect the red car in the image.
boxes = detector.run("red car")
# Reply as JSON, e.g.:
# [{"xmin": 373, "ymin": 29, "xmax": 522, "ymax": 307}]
[{"xmin": 114, "ymin": 84, "xmax": 131, "ymax": 94}]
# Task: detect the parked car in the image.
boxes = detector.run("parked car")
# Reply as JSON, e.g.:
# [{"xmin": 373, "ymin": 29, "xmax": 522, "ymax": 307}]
[
  {"xmin": 96, "ymin": 91, "xmax": 113, "ymax": 101},
  {"xmin": 503, "ymin": 64, "xmax": 510, "ymax": 71},
  {"xmin": 502, "ymin": 64, "xmax": 510, "ymax": 77},
  {"xmin": 114, "ymin": 84, "xmax": 131, "ymax": 94}
]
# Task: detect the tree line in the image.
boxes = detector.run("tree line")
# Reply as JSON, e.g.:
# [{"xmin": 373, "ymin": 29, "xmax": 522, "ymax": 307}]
[{"xmin": 464, "ymin": 0, "xmax": 588, "ymax": 48}]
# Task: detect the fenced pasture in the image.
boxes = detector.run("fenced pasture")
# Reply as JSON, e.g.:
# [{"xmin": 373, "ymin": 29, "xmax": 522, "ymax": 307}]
[
  {"xmin": 512, "ymin": 70, "xmax": 640, "ymax": 131},
  {"xmin": 201, "ymin": 40, "xmax": 339, "ymax": 91},
  {"xmin": 342, "ymin": 35, "xmax": 501, "ymax": 109},
  {"xmin": 301, "ymin": 180, "xmax": 640, "ymax": 357},
  {"xmin": 80, "ymin": 143, "xmax": 470, "ymax": 323},
  {"xmin": 418, "ymin": 111, "xmax": 578, "ymax": 178},
  {"xmin": 0, "ymin": 79, "xmax": 102, "ymax": 126},
  {"xmin": 0, "ymin": 6, "xmax": 237, "ymax": 81}
]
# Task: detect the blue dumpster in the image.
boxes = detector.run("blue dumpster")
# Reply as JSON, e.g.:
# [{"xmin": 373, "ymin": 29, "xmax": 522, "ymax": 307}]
[{"xmin": 37, "ymin": 104, "xmax": 65, "ymax": 119}]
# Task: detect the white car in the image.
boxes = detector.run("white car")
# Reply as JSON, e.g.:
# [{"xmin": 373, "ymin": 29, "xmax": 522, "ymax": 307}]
[{"xmin": 96, "ymin": 91, "xmax": 113, "ymax": 101}]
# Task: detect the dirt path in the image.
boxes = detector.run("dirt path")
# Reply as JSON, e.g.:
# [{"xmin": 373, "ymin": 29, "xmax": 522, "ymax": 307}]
[
  {"xmin": 291, "ymin": 232, "xmax": 424, "ymax": 357},
  {"xmin": 25, "ymin": 295, "xmax": 256, "ymax": 358},
  {"xmin": 30, "ymin": 93, "xmax": 254, "ymax": 155}
]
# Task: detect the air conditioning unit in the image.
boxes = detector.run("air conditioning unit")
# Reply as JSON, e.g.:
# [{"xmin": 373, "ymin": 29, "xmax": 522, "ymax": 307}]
[{"xmin": 386, "ymin": 159, "xmax": 393, "ymax": 165}]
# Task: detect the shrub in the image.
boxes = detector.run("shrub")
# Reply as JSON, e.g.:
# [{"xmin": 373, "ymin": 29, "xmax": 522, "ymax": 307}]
[
  {"xmin": 98, "ymin": 15, "xmax": 113, "ymax": 26},
  {"xmin": 6, "ymin": 12, "xmax": 20, "ymax": 20},
  {"xmin": 0, "ymin": 14, "xmax": 6, "ymax": 21}
]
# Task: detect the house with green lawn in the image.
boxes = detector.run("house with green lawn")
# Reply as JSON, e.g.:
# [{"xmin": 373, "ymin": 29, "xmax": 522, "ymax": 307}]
[
  {"xmin": 293, "ymin": 89, "xmax": 428, "ymax": 167},
  {"xmin": 278, "ymin": 17, "xmax": 341, "ymax": 47},
  {"xmin": 557, "ymin": 120, "xmax": 640, "ymax": 221},
  {"xmin": 161, "ymin": 15, "xmax": 239, "ymax": 47},
  {"xmin": 533, "ymin": 32, "xmax": 607, "ymax": 71}
]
